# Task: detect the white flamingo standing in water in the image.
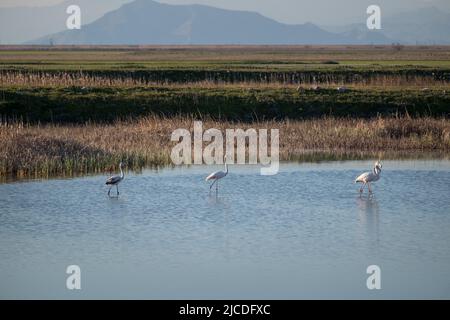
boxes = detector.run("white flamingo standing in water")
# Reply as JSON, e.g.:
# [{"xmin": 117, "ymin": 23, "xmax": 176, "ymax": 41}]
[
  {"xmin": 355, "ymin": 161, "xmax": 382, "ymax": 194},
  {"xmin": 106, "ymin": 162, "xmax": 124, "ymax": 197},
  {"xmin": 205, "ymin": 157, "xmax": 228, "ymax": 193}
]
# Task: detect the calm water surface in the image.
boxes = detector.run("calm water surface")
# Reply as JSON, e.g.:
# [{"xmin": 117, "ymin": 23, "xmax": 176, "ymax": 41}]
[{"xmin": 0, "ymin": 160, "xmax": 450, "ymax": 299}]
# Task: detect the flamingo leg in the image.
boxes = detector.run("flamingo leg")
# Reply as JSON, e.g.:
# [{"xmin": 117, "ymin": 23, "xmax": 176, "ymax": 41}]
[
  {"xmin": 116, "ymin": 184, "xmax": 119, "ymax": 196},
  {"xmin": 108, "ymin": 186, "xmax": 112, "ymax": 196},
  {"xmin": 210, "ymin": 179, "xmax": 218, "ymax": 190},
  {"xmin": 359, "ymin": 183, "xmax": 366, "ymax": 194},
  {"xmin": 368, "ymin": 183, "xmax": 372, "ymax": 193}
]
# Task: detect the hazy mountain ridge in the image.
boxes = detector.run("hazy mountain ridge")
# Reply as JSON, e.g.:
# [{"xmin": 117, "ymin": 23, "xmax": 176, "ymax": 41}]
[
  {"xmin": 31, "ymin": 0, "xmax": 390, "ymax": 45},
  {"xmin": 321, "ymin": 6, "xmax": 450, "ymax": 44},
  {"xmin": 0, "ymin": 0, "xmax": 132, "ymax": 44},
  {"xmin": 4, "ymin": 0, "xmax": 448, "ymax": 45}
]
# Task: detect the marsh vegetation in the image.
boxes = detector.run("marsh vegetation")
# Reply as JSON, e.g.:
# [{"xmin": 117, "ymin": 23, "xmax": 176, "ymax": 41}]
[
  {"xmin": 1, "ymin": 45, "xmax": 449, "ymax": 179},
  {"xmin": 1, "ymin": 116, "xmax": 449, "ymax": 179}
]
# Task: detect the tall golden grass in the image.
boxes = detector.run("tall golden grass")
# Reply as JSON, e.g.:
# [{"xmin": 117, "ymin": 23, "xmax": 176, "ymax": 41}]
[
  {"xmin": 1, "ymin": 116, "xmax": 449, "ymax": 180},
  {"xmin": 1, "ymin": 71, "xmax": 448, "ymax": 89}
]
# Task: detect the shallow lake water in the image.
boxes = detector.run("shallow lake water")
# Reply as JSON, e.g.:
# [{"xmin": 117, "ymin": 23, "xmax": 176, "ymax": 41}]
[{"xmin": 1, "ymin": 160, "xmax": 450, "ymax": 299}]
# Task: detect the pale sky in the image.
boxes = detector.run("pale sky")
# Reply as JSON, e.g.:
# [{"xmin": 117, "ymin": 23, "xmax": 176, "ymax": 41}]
[{"xmin": 0, "ymin": 0, "xmax": 447, "ymax": 24}]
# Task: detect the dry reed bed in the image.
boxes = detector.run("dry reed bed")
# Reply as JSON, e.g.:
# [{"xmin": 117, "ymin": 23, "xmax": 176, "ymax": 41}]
[
  {"xmin": 1, "ymin": 117, "xmax": 449, "ymax": 179},
  {"xmin": 1, "ymin": 71, "xmax": 449, "ymax": 89}
]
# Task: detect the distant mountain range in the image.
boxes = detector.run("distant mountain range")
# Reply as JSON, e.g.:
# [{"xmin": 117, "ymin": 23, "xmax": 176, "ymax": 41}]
[
  {"xmin": 0, "ymin": 0, "xmax": 131, "ymax": 44},
  {"xmin": 322, "ymin": 6, "xmax": 450, "ymax": 45},
  {"xmin": 30, "ymin": 0, "xmax": 389, "ymax": 45},
  {"xmin": 1, "ymin": 0, "xmax": 449, "ymax": 45}
]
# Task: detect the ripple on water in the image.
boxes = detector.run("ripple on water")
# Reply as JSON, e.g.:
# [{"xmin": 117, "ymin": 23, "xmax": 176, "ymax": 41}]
[{"xmin": 0, "ymin": 160, "xmax": 449, "ymax": 299}]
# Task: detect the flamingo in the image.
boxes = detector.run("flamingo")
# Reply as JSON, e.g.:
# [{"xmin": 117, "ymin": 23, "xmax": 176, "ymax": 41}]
[
  {"xmin": 205, "ymin": 157, "xmax": 228, "ymax": 192},
  {"xmin": 355, "ymin": 161, "xmax": 382, "ymax": 194},
  {"xmin": 106, "ymin": 162, "xmax": 124, "ymax": 197}
]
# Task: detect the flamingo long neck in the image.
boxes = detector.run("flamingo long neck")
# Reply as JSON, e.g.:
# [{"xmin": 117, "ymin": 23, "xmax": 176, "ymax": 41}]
[
  {"xmin": 374, "ymin": 166, "xmax": 381, "ymax": 175},
  {"xmin": 224, "ymin": 162, "xmax": 228, "ymax": 175},
  {"xmin": 120, "ymin": 166, "xmax": 124, "ymax": 179}
]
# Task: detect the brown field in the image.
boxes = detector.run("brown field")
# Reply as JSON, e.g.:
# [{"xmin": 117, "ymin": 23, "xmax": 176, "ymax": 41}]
[{"xmin": 1, "ymin": 45, "xmax": 450, "ymax": 62}]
